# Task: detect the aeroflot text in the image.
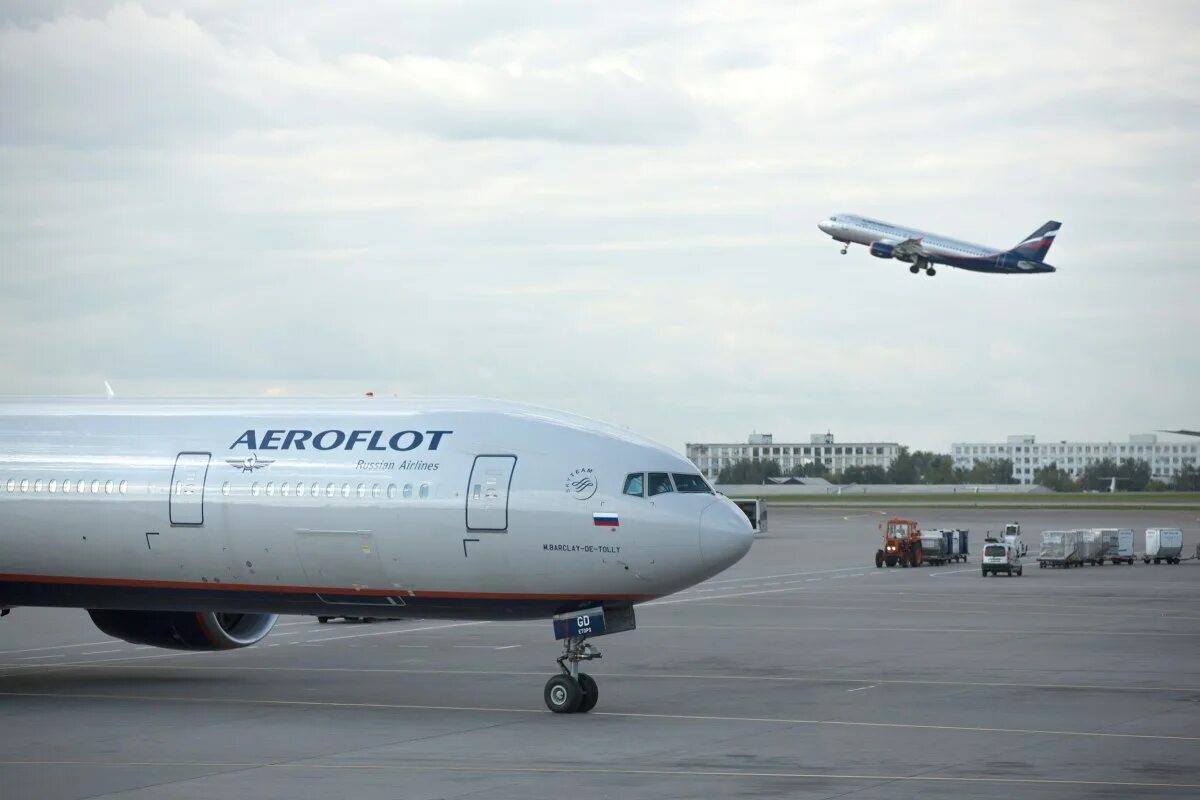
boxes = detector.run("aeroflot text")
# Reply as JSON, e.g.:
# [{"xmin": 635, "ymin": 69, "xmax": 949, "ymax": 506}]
[{"xmin": 230, "ymin": 429, "xmax": 453, "ymax": 452}]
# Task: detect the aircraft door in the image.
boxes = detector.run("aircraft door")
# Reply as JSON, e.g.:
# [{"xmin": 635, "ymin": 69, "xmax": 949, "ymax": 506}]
[
  {"xmin": 466, "ymin": 455, "xmax": 516, "ymax": 532},
  {"xmin": 170, "ymin": 452, "xmax": 211, "ymax": 525}
]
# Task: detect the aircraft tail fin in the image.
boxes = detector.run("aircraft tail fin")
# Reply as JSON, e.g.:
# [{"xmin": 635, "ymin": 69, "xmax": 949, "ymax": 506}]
[{"xmin": 1009, "ymin": 221, "xmax": 1061, "ymax": 262}]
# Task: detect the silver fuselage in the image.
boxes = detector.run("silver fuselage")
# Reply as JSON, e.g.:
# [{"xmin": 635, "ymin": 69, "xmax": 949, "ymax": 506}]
[{"xmin": 0, "ymin": 398, "xmax": 752, "ymax": 621}]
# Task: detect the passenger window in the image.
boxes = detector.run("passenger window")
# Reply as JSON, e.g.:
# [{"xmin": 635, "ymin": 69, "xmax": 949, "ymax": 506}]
[
  {"xmin": 4, "ymin": 479, "xmax": 12, "ymax": 492},
  {"xmin": 119, "ymin": 480, "xmax": 128, "ymax": 494},
  {"xmin": 77, "ymin": 480, "xmax": 87, "ymax": 493},
  {"xmin": 48, "ymin": 479, "xmax": 58, "ymax": 493},
  {"xmin": 419, "ymin": 483, "xmax": 429, "ymax": 499},
  {"xmin": 311, "ymin": 482, "xmax": 320, "ymax": 497},
  {"xmin": 325, "ymin": 483, "xmax": 336, "ymax": 498},
  {"xmin": 341, "ymin": 483, "xmax": 350, "ymax": 498},
  {"xmin": 356, "ymin": 483, "xmax": 366, "ymax": 499},
  {"xmin": 403, "ymin": 483, "xmax": 412, "ymax": 499},
  {"xmin": 648, "ymin": 472, "xmax": 673, "ymax": 496},
  {"xmin": 251, "ymin": 482, "xmax": 260, "ymax": 497},
  {"xmin": 623, "ymin": 473, "xmax": 645, "ymax": 497},
  {"xmin": 222, "ymin": 482, "xmax": 231, "ymax": 496},
  {"xmin": 280, "ymin": 482, "xmax": 289, "ymax": 497},
  {"xmin": 265, "ymin": 482, "xmax": 274, "ymax": 496},
  {"xmin": 387, "ymin": 484, "xmax": 397, "ymax": 499},
  {"xmin": 34, "ymin": 479, "xmax": 43, "ymax": 493},
  {"xmin": 91, "ymin": 480, "xmax": 100, "ymax": 494},
  {"xmin": 104, "ymin": 480, "xmax": 113, "ymax": 494},
  {"xmin": 671, "ymin": 473, "xmax": 712, "ymax": 493},
  {"xmin": 371, "ymin": 484, "xmax": 381, "ymax": 499},
  {"xmin": 62, "ymin": 479, "xmax": 72, "ymax": 494}
]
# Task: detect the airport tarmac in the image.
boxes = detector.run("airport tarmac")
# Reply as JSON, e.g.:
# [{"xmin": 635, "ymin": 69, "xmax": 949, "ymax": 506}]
[{"xmin": 2, "ymin": 507, "xmax": 1198, "ymax": 799}]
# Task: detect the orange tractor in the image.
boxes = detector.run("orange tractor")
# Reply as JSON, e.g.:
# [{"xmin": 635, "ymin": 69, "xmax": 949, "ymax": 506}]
[{"xmin": 875, "ymin": 518, "xmax": 924, "ymax": 568}]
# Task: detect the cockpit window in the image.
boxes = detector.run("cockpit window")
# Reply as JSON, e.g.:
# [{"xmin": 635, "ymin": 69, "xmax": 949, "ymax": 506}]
[
  {"xmin": 647, "ymin": 472, "xmax": 673, "ymax": 496},
  {"xmin": 671, "ymin": 473, "xmax": 712, "ymax": 493},
  {"xmin": 623, "ymin": 473, "xmax": 645, "ymax": 497}
]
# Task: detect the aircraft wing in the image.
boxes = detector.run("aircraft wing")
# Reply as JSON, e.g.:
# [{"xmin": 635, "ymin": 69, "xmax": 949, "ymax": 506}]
[{"xmin": 890, "ymin": 238, "xmax": 926, "ymax": 259}]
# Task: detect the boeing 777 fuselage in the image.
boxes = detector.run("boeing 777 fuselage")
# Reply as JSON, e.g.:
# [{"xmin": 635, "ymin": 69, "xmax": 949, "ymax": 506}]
[
  {"xmin": 0, "ymin": 397, "xmax": 753, "ymax": 713},
  {"xmin": 818, "ymin": 214, "xmax": 1060, "ymax": 277}
]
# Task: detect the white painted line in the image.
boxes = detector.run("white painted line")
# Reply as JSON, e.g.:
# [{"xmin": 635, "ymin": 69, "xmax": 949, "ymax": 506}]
[
  {"xmin": 847, "ymin": 685, "xmax": 876, "ymax": 693},
  {"xmin": 0, "ymin": 760, "xmax": 1192, "ymax": 790},
  {"xmin": 17, "ymin": 654, "xmax": 66, "ymax": 661},
  {"xmin": 930, "ymin": 567, "xmax": 977, "ymax": 577},
  {"xmin": 80, "ymin": 650, "xmax": 122, "ymax": 656},
  {"xmin": 1, "ymin": 690, "xmax": 1193, "ymax": 742},
  {"xmin": 699, "ymin": 565, "xmax": 877, "ymax": 586},
  {"xmin": 494, "ymin": 645, "xmax": 521, "ymax": 650},
  {"xmin": 302, "ymin": 621, "xmax": 486, "ymax": 644},
  {"xmin": 0, "ymin": 640, "xmax": 120, "ymax": 656},
  {"xmin": 26, "ymin": 662, "xmax": 1200, "ymax": 694}
]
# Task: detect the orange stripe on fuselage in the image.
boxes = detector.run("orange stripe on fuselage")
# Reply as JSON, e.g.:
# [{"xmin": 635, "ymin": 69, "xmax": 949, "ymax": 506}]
[{"xmin": 0, "ymin": 572, "xmax": 657, "ymax": 602}]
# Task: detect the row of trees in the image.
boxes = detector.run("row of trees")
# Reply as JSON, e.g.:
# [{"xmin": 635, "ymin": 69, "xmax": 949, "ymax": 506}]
[
  {"xmin": 716, "ymin": 448, "xmax": 1200, "ymax": 492},
  {"xmin": 1034, "ymin": 458, "xmax": 1200, "ymax": 492},
  {"xmin": 715, "ymin": 446, "xmax": 1017, "ymax": 486}
]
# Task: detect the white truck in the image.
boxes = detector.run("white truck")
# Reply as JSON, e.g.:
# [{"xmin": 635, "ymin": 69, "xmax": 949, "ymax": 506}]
[
  {"xmin": 982, "ymin": 539, "xmax": 1023, "ymax": 577},
  {"xmin": 1094, "ymin": 528, "xmax": 1135, "ymax": 565},
  {"xmin": 1143, "ymin": 528, "xmax": 1184, "ymax": 565}
]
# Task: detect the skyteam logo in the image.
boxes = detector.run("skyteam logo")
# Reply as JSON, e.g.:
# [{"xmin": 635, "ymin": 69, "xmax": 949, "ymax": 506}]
[
  {"xmin": 564, "ymin": 467, "xmax": 598, "ymax": 500},
  {"xmin": 230, "ymin": 429, "xmax": 453, "ymax": 452}
]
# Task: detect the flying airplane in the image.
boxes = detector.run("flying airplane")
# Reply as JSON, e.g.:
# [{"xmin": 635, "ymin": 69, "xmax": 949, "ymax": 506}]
[
  {"xmin": 818, "ymin": 214, "xmax": 1060, "ymax": 277},
  {"xmin": 0, "ymin": 397, "xmax": 753, "ymax": 714}
]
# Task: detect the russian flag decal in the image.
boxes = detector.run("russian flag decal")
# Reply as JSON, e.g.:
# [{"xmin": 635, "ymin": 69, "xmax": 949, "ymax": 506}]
[{"xmin": 593, "ymin": 512, "xmax": 619, "ymax": 527}]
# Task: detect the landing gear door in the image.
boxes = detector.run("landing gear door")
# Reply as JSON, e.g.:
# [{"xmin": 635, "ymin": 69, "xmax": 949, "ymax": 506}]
[
  {"xmin": 466, "ymin": 455, "xmax": 516, "ymax": 532},
  {"xmin": 170, "ymin": 452, "xmax": 211, "ymax": 526}
]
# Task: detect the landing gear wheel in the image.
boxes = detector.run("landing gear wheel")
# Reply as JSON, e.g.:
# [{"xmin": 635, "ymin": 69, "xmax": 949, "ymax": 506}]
[
  {"xmin": 544, "ymin": 675, "xmax": 582, "ymax": 714},
  {"xmin": 317, "ymin": 616, "xmax": 330, "ymax": 624},
  {"xmin": 840, "ymin": 246, "xmax": 848, "ymax": 255},
  {"xmin": 577, "ymin": 673, "xmax": 599, "ymax": 713},
  {"xmin": 926, "ymin": 267, "xmax": 936, "ymax": 276},
  {"xmin": 909, "ymin": 264, "xmax": 920, "ymax": 274}
]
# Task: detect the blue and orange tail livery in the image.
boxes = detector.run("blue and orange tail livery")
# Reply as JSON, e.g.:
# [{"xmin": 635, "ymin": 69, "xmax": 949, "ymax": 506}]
[{"xmin": 1010, "ymin": 221, "xmax": 1061, "ymax": 262}]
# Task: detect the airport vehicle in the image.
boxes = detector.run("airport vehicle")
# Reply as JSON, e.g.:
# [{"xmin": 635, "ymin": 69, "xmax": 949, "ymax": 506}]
[
  {"xmin": 919, "ymin": 529, "xmax": 970, "ymax": 565},
  {"xmin": 730, "ymin": 497, "xmax": 768, "ymax": 535},
  {"xmin": 1077, "ymin": 529, "xmax": 1109, "ymax": 566},
  {"xmin": 1038, "ymin": 530, "xmax": 1082, "ymax": 568},
  {"xmin": 981, "ymin": 540, "xmax": 1022, "ymax": 577},
  {"xmin": 817, "ymin": 214, "xmax": 1060, "ymax": 277},
  {"xmin": 1095, "ymin": 528, "xmax": 1135, "ymax": 565},
  {"xmin": 1001, "ymin": 522, "xmax": 1029, "ymax": 557},
  {"xmin": 0, "ymin": 397, "xmax": 754, "ymax": 714},
  {"xmin": 1143, "ymin": 528, "xmax": 1184, "ymax": 564},
  {"xmin": 875, "ymin": 518, "xmax": 923, "ymax": 568}
]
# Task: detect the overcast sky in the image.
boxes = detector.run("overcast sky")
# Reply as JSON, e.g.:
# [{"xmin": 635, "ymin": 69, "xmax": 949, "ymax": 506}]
[{"xmin": 2, "ymin": 1, "xmax": 1197, "ymax": 452}]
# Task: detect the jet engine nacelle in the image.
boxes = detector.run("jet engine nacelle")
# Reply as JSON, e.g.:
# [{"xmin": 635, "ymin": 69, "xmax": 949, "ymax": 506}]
[
  {"xmin": 87, "ymin": 609, "xmax": 278, "ymax": 651},
  {"xmin": 869, "ymin": 241, "xmax": 896, "ymax": 259}
]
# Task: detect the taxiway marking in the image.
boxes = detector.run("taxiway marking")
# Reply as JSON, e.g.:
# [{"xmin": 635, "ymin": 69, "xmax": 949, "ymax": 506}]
[{"xmin": 0, "ymin": 690, "xmax": 1193, "ymax": 742}]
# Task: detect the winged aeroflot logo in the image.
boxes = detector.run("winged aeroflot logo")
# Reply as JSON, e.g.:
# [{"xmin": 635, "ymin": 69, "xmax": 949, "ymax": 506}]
[{"xmin": 226, "ymin": 453, "xmax": 275, "ymax": 473}]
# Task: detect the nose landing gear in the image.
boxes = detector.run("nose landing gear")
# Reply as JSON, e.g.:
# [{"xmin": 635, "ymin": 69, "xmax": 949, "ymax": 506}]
[
  {"xmin": 544, "ymin": 636, "xmax": 601, "ymax": 713},
  {"xmin": 840, "ymin": 245, "xmax": 848, "ymax": 255}
]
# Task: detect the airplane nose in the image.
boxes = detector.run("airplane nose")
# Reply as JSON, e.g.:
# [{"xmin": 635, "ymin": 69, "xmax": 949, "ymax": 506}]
[
  {"xmin": 699, "ymin": 499, "xmax": 754, "ymax": 574},
  {"xmin": 818, "ymin": 220, "xmax": 833, "ymax": 234}
]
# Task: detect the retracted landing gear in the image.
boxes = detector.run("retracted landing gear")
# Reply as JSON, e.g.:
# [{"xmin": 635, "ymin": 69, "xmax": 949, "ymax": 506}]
[{"xmin": 545, "ymin": 635, "xmax": 601, "ymax": 714}]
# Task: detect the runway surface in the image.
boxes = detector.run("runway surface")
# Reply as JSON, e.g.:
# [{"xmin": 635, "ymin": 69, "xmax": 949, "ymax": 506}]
[{"xmin": 2, "ymin": 507, "xmax": 1198, "ymax": 799}]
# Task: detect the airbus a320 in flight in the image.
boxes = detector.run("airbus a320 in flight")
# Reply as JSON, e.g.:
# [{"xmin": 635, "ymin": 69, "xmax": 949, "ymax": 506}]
[
  {"xmin": 0, "ymin": 397, "xmax": 753, "ymax": 714},
  {"xmin": 818, "ymin": 214, "xmax": 1061, "ymax": 277}
]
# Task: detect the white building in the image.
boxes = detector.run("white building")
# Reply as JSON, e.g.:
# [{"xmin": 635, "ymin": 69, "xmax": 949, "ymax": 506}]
[
  {"xmin": 952, "ymin": 434, "xmax": 1200, "ymax": 484},
  {"xmin": 686, "ymin": 433, "xmax": 900, "ymax": 481}
]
